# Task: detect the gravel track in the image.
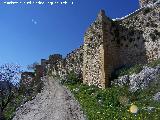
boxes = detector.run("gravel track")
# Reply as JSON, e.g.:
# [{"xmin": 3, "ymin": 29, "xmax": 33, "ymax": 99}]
[{"xmin": 13, "ymin": 77, "xmax": 86, "ymax": 120}]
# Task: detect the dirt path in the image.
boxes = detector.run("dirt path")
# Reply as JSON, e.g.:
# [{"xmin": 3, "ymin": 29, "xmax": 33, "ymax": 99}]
[{"xmin": 13, "ymin": 77, "xmax": 86, "ymax": 120}]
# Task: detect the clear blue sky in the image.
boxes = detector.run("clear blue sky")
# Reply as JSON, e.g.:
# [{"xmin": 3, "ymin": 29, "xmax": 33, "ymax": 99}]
[{"xmin": 0, "ymin": 0, "xmax": 139, "ymax": 70}]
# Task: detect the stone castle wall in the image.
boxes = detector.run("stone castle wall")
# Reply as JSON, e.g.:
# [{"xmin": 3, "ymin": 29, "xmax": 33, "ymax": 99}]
[
  {"xmin": 46, "ymin": 46, "xmax": 84, "ymax": 80},
  {"xmin": 83, "ymin": 10, "xmax": 121, "ymax": 88},
  {"xmin": 139, "ymin": 0, "xmax": 158, "ymax": 7},
  {"xmin": 119, "ymin": 4, "xmax": 160, "ymax": 63},
  {"xmin": 22, "ymin": 2, "xmax": 160, "ymax": 89},
  {"xmin": 83, "ymin": 4, "xmax": 160, "ymax": 88},
  {"xmin": 83, "ymin": 11, "xmax": 106, "ymax": 88}
]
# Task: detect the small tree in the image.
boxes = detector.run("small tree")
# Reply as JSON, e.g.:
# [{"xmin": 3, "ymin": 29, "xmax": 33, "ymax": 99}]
[
  {"xmin": 0, "ymin": 64, "xmax": 22, "ymax": 120},
  {"xmin": 27, "ymin": 62, "xmax": 39, "ymax": 71}
]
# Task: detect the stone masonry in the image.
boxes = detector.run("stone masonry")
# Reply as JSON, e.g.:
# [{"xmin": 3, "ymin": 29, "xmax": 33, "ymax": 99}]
[
  {"xmin": 22, "ymin": 0, "xmax": 160, "ymax": 89},
  {"xmin": 46, "ymin": 46, "xmax": 83, "ymax": 80},
  {"xmin": 139, "ymin": 0, "xmax": 158, "ymax": 7},
  {"xmin": 83, "ymin": 1, "xmax": 160, "ymax": 88}
]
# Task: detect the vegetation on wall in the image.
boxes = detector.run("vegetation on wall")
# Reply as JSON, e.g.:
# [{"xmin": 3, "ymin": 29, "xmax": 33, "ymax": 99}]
[
  {"xmin": 112, "ymin": 58, "xmax": 160, "ymax": 79},
  {"xmin": 113, "ymin": 64, "xmax": 143, "ymax": 78},
  {"xmin": 60, "ymin": 70, "xmax": 82, "ymax": 85}
]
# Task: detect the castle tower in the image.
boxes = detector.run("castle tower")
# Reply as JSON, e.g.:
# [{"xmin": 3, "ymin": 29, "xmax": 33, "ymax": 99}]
[
  {"xmin": 139, "ymin": 0, "xmax": 158, "ymax": 7},
  {"xmin": 49, "ymin": 54, "xmax": 63, "ymax": 64},
  {"xmin": 83, "ymin": 10, "xmax": 117, "ymax": 88},
  {"xmin": 83, "ymin": 9, "xmax": 123, "ymax": 88}
]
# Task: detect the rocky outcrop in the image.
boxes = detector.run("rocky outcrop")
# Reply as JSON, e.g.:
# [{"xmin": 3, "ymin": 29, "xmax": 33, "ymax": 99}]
[
  {"xmin": 112, "ymin": 65, "xmax": 160, "ymax": 92},
  {"xmin": 153, "ymin": 92, "xmax": 160, "ymax": 101},
  {"xmin": 13, "ymin": 77, "xmax": 86, "ymax": 120}
]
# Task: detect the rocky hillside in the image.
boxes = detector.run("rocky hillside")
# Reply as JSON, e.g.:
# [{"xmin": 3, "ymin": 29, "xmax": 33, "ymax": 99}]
[{"xmin": 12, "ymin": 77, "xmax": 86, "ymax": 120}]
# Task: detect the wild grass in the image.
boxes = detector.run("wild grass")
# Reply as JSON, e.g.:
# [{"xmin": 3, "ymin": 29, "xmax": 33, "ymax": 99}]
[
  {"xmin": 65, "ymin": 59, "xmax": 160, "ymax": 120},
  {"xmin": 66, "ymin": 82, "xmax": 160, "ymax": 120}
]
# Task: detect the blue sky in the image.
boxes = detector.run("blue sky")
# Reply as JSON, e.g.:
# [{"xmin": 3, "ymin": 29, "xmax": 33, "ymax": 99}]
[{"xmin": 0, "ymin": 0, "xmax": 139, "ymax": 70}]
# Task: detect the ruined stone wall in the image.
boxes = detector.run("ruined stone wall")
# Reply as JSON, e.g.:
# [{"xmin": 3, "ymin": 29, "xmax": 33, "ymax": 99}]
[
  {"xmin": 102, "ymin": 18, "xmax": 122, "ymax": 86},
  {"xmin": 83, "ymin": 11, "xmax": 105, "ymax": 88},
  {"xmin": 32, "ymin": 4, "xmax": 160, "ymax": 89},
  {"xmin": 139, "ymin": 0, "xmax": 158, "ymax": 7},
  {"xmin": 20, "ymin": 72, "xmax": 35, "ymax": 86},
  {"xmin": 46, "ymin": 54, "xmax": 63, "ymax": 76},
  {"xmin": 35, "ymin": 65, "xmax": 44, "ymax": 77},
  {"xmin": 119, "ymin": 4, "xmax": 160, "ymax": 64},
  {"xmin": 46, "ymin": 46, "xmax": 83, "ymax": 79},
  {"xmin": 83, "ymin": 10, "xmax": 120, "ymax": 88},
  {"xmin": 83, "ymin": 4, "xmax": 160, "ymax": 88},
  {"xmin": 65, "ymin": 45, "xmax": 83, "ymax": 77}
]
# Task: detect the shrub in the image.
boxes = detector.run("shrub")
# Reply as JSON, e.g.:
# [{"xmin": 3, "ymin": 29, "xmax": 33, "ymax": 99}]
[
  {"xmin": 61, "ymin": 70, "xmax": 81, "ymax": 85},
  {"xmin": 113, "ymin": 59, "xmax": 160, "ymax": 79},
  {"xmin": 114, "ymin": 64, "xmax": 143, "ymax": 77}
]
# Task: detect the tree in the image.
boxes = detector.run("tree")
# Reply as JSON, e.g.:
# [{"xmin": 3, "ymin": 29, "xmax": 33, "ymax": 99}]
[
  {"xmin": 27, "ymin": 62, "xmax": 39, "ymax": 71},
  {"xmin": 0, "ymin": 64, "xmax": 22, "ymax": 120}
]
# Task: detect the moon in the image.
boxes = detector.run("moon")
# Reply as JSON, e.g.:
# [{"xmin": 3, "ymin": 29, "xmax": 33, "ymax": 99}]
[
  {"xmin": 34, "ymin": 21, "xmax": 37, "ymax": 24},
  {"xmin": 32, "ymin": 19, "xmax": 37, "ymax": 25}
]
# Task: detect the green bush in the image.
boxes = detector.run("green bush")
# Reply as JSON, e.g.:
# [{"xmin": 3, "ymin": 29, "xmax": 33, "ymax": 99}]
[
  {"xmin": 4, "ymin": 94, "xmax": 24, "ymax": 120},
  {"xmin": 61, "ymin": 70, "xmax": 82, "ymax": 85},
  {"xmin": 114, "ymin": 64, "xmax": 143, "ymax": 77},
  {"xmin": 4, "ymin": 75, "xmax": 44, "ymax": 120},
  {"xmin": 113, "ymin": 59, "xmax": 160, "ymax": 79}
]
